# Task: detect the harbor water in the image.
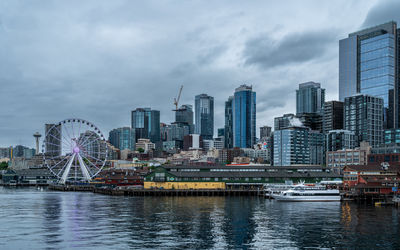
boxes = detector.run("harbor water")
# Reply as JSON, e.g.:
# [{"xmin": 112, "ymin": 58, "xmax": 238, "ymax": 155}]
[{"xmin": 1, "ymin": 187, "xmax": 399, "ymax": 249}]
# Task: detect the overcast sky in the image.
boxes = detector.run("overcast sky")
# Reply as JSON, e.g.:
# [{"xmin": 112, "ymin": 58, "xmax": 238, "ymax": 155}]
[{"xmin": 1, "ymin": 0, "xmax": 400, "ymax": 148}]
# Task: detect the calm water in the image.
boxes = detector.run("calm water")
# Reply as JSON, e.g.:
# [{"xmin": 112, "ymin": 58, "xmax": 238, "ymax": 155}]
[{"xmin": 1, "ymin": 187, "xmax": 400, "ymax": 249}]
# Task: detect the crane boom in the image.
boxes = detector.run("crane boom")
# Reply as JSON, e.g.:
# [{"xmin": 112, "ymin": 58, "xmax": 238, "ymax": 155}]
[{"xmin": 173, "ymin": 85, "xmax": 183, "ymax": 110}]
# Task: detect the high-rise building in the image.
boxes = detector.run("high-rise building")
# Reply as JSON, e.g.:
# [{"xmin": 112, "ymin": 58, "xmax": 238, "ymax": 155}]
[
  {"xmin": 273, "ymin": 127, "xmax": 307, "ymax": 166},
  {"xmin": 217, "ymin": 128, "xmax": 225, "ymax": 137},
  {"xmin": 78, "ymin": 131, "xmax": 103, "ymax": 160},
  {"xmin": 13, "ymin": 145, "xmax": 35, "ymax": 159},
  {"xmin": 322, "ymin": 101, "xmax": 344, "ymax": 134},
  {"xmin": 274, "ymin": 113, "xmax": 296, "ymax": 131},
  {"xmin": 326, "ymin": 130, "xmax": 356, "ymax": 152},
  {"xmin": 296, "ymin": 82, "xmax": 325, "ymax": 115},
  {"xmin": 175, "ymin": 104, "xmax": 194, "ymax": 134},
  {"xmin": 339, "ymin": 21, "xmax": 398, "ymax": 128},
  {"xmin": 131, "ymin": 108, "xmax": 160, "ymax": 143},
  {"xmin": 273, "ymin": 126, "xmax": 324, "ymax": 166},
  {"xmin": 45, "ymin": 123, "xmax": 61, "ymax": 156},
  {"xmin": 224, "ymin": 96, "xmax": 233, "ymax": 149},
  {"xmin": 232, "ymin": 85, "xmax": 256, "ymax": 148},
  {"xmin": 108, "ymin": 127, "xmax": 135, "ymax": 151},
  {"xmin": 195, "ymin": 94, "xmax": 214, "ymax": 140},
  {"xmin": 260, "ymin": 126, "xmax": 272, "ymax": 141},
  {"xmin": 344, "ymin": 94, "xmax": 384, "ymax": 147}
]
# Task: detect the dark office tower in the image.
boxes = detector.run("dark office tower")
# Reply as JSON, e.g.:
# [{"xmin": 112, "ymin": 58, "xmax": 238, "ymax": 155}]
[
  {"xmin": 175, "ymin": 104, "xmax": 194, "ymax": 133},
  {"xmin": 218, "ymin": 128, "xmax": 225, "ymax": 137},
  {"xmin": 322, "ymin": 101, "xmax": 344, "ymax": 134},
  {"xmin": 224, "ymin": 96, "xmax": 233, "ymax": 148},
  {"xmin": 344, "ymin": 94, "xmax": 384, "ymax": 147},
  {"xmin": 339, "ymin": 21, "xmax": 398, "ymax": 128},
  {"xmin": 45, "ymin": 123, "xmax": 61, "ymax": 157},
  {"xmin": 195, "ymin": 94, "xmax": 214, "ymax": 140},
  {"xmin": 260, "ymin": 126, "xmax": 272, "ymax": 141},
  {"xmin": 131, "ymin": 108, "xmax": 160, "ymax": 143},
  {"xmin": 108, "ymin": 127, "xmax": 135, "ymax": 150},
  {"xmin": 233, "ymin": 85, "xmax": 256, "ymax": 148},
  {"xmin": 296, "ymin": 82, "xmax": 325, "ymax": 115},
  {"xmin": 326, "ymin": 130, "xmax": 356, "ymax": 151},
  {"xmin": 274, "ymin": 113, "xmax": 296, "ymax": 131}
]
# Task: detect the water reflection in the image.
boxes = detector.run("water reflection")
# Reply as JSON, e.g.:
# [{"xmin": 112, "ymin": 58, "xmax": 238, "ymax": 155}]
[
  {"xmin": 1, "ymin": 187, "xmax": 400, "ymax": 249},
  {"xmin": 42, "ymin": 194, "xmax": 63, "ymax": 246}
]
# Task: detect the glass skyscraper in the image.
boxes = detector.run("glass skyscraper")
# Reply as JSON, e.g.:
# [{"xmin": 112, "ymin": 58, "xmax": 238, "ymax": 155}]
[
  {"xmin": 224, "ymin": 96, "xmax": 233, "ymax": 149},
  {"xmin": 131, "ymin": 108, "xmax": 160, "ymax": 143},
  {"xmin": 175, "ymin": 104, "xmax": 194, "ymax": 134},
  {"xmin": 339, "ymin": 21, "xmax": 398, "ymax": 129},
  {"xmin": 45, "ymin": 123, "xmax": 61, "ymax": 157},
  {"xmin": 232, "ymin": 85, "xmax": 256, "ymax": 148},
  {"xmin": 109, "ymin": 127, "xmax": 135, "ymax": 150},
  {"xmin": 273, "ymin": 126, "xmax": 324, "ymax": 166},
  {"xmin": 296, "ymin": 81, "xmax": 325, "ymax": 115},
  {"xmin": 195, "ymin": 94, "xmax": 214, "ymax": 140}
]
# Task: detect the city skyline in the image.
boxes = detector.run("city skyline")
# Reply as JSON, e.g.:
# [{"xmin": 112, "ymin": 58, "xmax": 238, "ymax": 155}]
[{"xmin": 1, "ymin": 0, "xmax": 400, "ymax": 147}]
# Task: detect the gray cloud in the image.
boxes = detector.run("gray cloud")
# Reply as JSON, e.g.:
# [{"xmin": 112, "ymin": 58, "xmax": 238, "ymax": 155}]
[
  {"xmin": 243, "ymin": 30, "xmax": 338, "ymax": 69},
  {"xmin": 362, "ymin": 0, "xmax": 400, "ymax": 28},
  {"xmin": 0, "ymin": 0, "xmax": 374, "ymax": 147}
]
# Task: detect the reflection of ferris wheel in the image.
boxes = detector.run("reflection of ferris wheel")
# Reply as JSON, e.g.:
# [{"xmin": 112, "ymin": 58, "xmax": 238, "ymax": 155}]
[{"xmin": 42, "ymin": 118, "xmax": 108, "ymax": 184}]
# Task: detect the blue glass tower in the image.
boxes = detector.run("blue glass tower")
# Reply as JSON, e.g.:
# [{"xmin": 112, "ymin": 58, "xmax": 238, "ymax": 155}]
[
  {"xmin": 296, "ymin": 81, "xmax": 325, "ymax": 115},
  {"xmin": 232, "ymin": 85, "xmax": 256, "ymax": 148},
  {"xmin": 195, "ymin": 94, "xmax": 214, "ymax": 140},
  {"xmin": 339, "ymin": 21, "xmax": 398, "ymax": 129},
  {"xmin": 109, "ymin": 127, "xmax": 135, "ymax": 150},
  {"xmin": 131, "ymin": 108, "xmax": 160, "ymax": 143}
]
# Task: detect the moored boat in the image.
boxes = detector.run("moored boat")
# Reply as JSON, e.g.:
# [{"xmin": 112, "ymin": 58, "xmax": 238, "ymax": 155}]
[{"xmin": 270, "ymin": 184, "xmax": 340, "ymax": 202}]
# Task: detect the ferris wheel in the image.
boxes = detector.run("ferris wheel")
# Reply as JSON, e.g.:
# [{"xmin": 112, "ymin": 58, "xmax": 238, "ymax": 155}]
[{"xmin": 42, "ymin": 118, "xmax": 108, "ymax": 184}]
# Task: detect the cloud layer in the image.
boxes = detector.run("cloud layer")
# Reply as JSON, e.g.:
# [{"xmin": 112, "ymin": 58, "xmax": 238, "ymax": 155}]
[{"xmin": 0, "ymin": 0, "xmax": 382, "ymax": 147}]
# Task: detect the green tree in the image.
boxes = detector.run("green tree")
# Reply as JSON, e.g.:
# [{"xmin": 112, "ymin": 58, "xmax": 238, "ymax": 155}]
[
  {"xmin": 0, "ymin": 161, "xmax": 8, "ymax": 170},
  {"xmin": 137, "ymin": 148, "xmax": 145, "ymax": 153}
]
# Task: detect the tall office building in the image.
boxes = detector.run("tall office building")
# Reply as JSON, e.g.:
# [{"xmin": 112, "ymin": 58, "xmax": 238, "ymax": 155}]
[
  {"xmin": 344, "ymin": 94, "xmax": 384, "ymax": 147},
  {"xmin": 195, "ymin": 94, "xmax": 214, "ymax": 140},
  {"xmin": 273, "ymin": 126, "xmax": 324, "ymax": 166},
  {"xmin": 326, "ymin": 130, "xmax": 356, "ymax": 152},
  {"xmin": 260, "ymin": 126, "xmax": 272, "ymax": 141},
  {"xmin": 232, "ymin": 85, "xmax": 256, "ymax": 148},
  {"xmin": 322, "ymin": 101, "xmax": 344, "ymax": 134},
  {"xmin": 131, "ymin": 108, "xmax": 160, "ymax": 143},
  {"xmin": 45, "ymin": 123, "xmax": 61, "ymax": 156},
  {"xmin": 339, "ymin": 21, "xmax": 398, "ymax": 128},
  {"xmin": 296, "ymin": 82, "xmax": 325, "ymax": 115},
  {"xmin": 224, "ymin": 96, "xmax": 234, "ymax": 149},
  {"xmin": 108, "ymin": 127, "xmax": 135, "ymax": 150},
  {"xmin": 13, "ymin": 145, "xmax": 35, "ymax": 159},
  {"xmin": 175, "ymin": 104, "xmax": 194, "ymax": 134}
]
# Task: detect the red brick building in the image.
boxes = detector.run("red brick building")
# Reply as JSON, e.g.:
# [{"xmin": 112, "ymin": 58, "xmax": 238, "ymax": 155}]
[{"xmin": 343, "ymin": 164, "xmax": 400, "ymax": 196}]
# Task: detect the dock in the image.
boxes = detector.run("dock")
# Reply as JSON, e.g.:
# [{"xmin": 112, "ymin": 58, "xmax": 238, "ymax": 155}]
[{"xmin": 48, "ymin": 185, "xmax": 266, "ymax": 197}]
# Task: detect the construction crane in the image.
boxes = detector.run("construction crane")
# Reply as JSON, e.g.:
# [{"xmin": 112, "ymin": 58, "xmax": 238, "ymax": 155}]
[{"xmin": 173, "ymin": 85, "xmax": 183, "ymax": 110}]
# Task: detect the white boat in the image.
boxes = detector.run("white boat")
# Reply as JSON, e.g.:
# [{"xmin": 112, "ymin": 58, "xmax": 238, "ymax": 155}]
[{"xmin": 270, "ymin": 184, "xmax": 340, "ymax": 202}]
